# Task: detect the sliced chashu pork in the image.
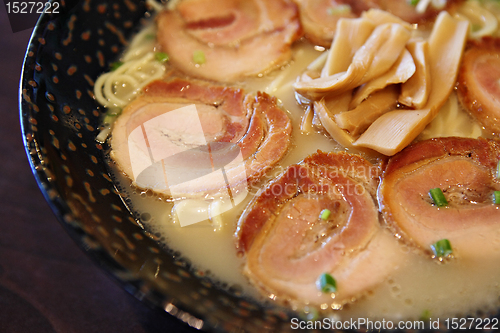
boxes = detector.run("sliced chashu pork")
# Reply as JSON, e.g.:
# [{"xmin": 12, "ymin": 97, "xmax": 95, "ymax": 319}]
[
  {"xmin": 379, "ymin": 137, "xmax": 500, "ymax": 259},
  {"xmin": 292, "ymin": 0, "xmax": 373, "ymax": 47},
  {"xmin": 235, "ymin": 151, "xmax": 402, "ymax": 306},
  {"xmin": 457, "ymin": 37, "xmax": 500, "ymax": 134},
  {"xmin": 156, "ymin": 0, "xmax": 301, "ymax": 83},
  {"xmin": 110, "ymin": 78, "xmax": 292, "ymax": 198}
]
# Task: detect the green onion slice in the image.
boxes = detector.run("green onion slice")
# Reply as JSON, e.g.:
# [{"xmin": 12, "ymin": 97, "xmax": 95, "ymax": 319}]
[
  {"xmin": 327, "ymin": 4, "xmax": 351, "ymax": 15},
  {"xmin": 471, "ymin": 24, "xmax": 483, "ymax": 33},
  {"xmin": 103, "ymin": 115, "xmax": 115, "ymax": 125},
  {"xmin": 420, "ymin": 309, "xmax": 431, "ymax": 322},
  {"xmin": 299, "ymin": 307, "xmax": 319, "ymax": 321},
  {"xmin": 103, "ymin": 108, "xmax": 122, "ymax": 124},
  {"xmin": 429, "ymin": 188, "xmax": 448, "ymax": 207},
  {"xmin": 409, "ymin": 0, "xmax": 420, "ymax": 6},
  {"xmin": 193, "ymin": 50, "xmax": 206, "ymax": 65},
  {"xmin": 155, "ymin": 52, "xmax": 169, "ymax": 63},
  {"xmin": 320, "ymin": 209, "xmax": 331, "ymax": 220},
  {"xmin": 496, "ymin": 160, "xmax": 500, "ymax": 179},
  {"xmin": 110, "ymin": 61, "xmax": 124, "ymax": 71},
  {"xmin": 494, "ymin": 191, "xmax": 500, "ymax": 205},
  {"xmin": 317, "ymin": 273, "xmax": 337, "ymax": 293},
  {"xmin": 431, "ymin": 239, "xmax": 453, "ymax": 257}
]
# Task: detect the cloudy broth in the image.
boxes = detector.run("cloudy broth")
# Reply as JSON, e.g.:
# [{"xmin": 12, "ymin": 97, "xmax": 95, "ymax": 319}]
[{"xmin": 108, "ymin": 2, "xmax": 500, "ymax": 323}]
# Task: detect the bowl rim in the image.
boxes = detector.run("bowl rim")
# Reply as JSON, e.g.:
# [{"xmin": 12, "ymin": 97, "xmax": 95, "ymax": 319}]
[{"xmin": 17, "ymin": 2, "xmax": 218, "ymax": 331}]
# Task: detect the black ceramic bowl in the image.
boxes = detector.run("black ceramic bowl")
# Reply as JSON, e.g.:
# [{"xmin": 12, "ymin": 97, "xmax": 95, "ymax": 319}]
[
  {"xmin": 19, "ymin": 1, "xmax": 500, "ymax": 332},
  {"xmin": 19, "ymin": 1, "xmax": 298, "ymax": 332}
]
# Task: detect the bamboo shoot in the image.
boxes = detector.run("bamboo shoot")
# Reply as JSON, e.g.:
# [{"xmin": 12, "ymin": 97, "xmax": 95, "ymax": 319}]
[
  {"xmin": 354, "ymin": 109, "xmax": 432, "ymax": 155},
  {"xmin": 294, "ymin": 23, "xmax": 411, "ymax": 100},
  {"xmin": 399, "ymin": 40, "xmax": 431, "ymax": 109},
  {"xmin": 351, "ymin": 49, "xmax": 415, "ymax": 108},
  {"xmin": 336, "ymin": 86, "xmax": 399, "ymax": 137}
]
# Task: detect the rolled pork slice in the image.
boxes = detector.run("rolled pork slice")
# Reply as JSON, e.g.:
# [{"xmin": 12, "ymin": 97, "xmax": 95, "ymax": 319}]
[
  {"xmin": 110, "ymin": 78, "xmax": 292, "ymax": 199},
  {"xmin": 457, "ymin": 37, "xmax": 500, "ymax": 134},
  {"xmin": 156, "ymin": 0, "xmax": 301, "ymax": 83},
  {"xmin": 379, "ymin": 137, "xmax": 500, "ymax": 259},
  {"xmin": 292, "ymin": 0, "xmax": 365, "ymax": 48},
  {"xmin": 236, "ymin": 151, "xmax": 402, "ymax": 306}
]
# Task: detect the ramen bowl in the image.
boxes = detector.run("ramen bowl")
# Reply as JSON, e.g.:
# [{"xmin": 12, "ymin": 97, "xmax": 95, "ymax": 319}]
[{"xmin": 20, "ymin": 0, "xmax": 500, "ymax": 332}]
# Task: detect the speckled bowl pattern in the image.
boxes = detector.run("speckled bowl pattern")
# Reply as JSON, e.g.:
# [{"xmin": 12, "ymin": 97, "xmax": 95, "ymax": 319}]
[{"xmin": 19, "ymin": 1, "xmax": 297, "ymax": 332}]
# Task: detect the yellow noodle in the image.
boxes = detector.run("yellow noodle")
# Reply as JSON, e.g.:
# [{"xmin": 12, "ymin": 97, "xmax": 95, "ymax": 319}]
[
  {"xmin": 415, "ymin": 0, "xmax": 446, "ymax": 14},
  {"xmin": 145, "ymin": 0, "xmax": 166, "ymax": 12},
  {"xmin": 123, "ymin": 24, "xmax": 157, "ymax": 61},
  {"xmin": 419, "ymin": 92, "xmax": 484, "ymax": 140},
  {"xmin": 94, "ymin": 73, "xmax": 112, "ymax": 107},
  {"xmin": 456, "ymin": 1, "xmax": 498, "ymax": 39},
  {"xmin": 484, "ymin": 1, "xmax": 500, "ymax": 37},
  {"xmin": 103, "ymin": 73, "xmax": 140, "ymax": 106},
  {"xmin": 416, "ymin": 0, "xmax": 432, "ymax": 13},
  {"xmin": 94, "ymin": 52, "xmax": 166, "ymax": 108}
]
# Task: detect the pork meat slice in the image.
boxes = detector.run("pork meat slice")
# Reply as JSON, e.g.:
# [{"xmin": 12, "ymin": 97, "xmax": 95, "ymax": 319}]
[
  {"xmin": 379, "ymin": 137, "xmax": 500, "ymax": 259},
  {"xmin": 457, "ymin": 37, "xmax": 500, "ymax": 134},
  {"xmin": 156, "ymin": 0, "xmax": 301, "ymax": 83},
  {"xmin": 235, "ymin": 151, "xmax": 402, "ymax": 306},
  {"xmin": 110, "ymin": 78, "xmax": 292, "ymax": 198},
  {"xmin": 292, "ymin": 0, "xmax": 368, "ymax": 48}
]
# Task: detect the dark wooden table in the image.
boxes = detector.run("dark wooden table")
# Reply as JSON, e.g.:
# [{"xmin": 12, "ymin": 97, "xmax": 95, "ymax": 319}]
[{"xmin": 0, "ymin": 6, "xmax": 200, "ymax": 333}]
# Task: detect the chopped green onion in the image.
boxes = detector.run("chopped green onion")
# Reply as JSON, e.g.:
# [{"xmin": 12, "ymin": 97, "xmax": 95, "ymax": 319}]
[
  {"xmin": 320, "ymin": 209, "xmax": 331, "ymax": 220},
  {"xmin": 155, "ymin": 52, "xmax": 169, "ymax": 63},
  {"xmin": 317, "ymin": 273, "xmax": 337, "ymax": 293},
  {"xmin": 471, "ymin": 24, "xmax": 483, "ymax": 33},
  {"xmin": 429, "ymin": 188, "xmax": 448, "ymax": 207},
  {"xmin": 431, "ymin": 239, "xmax": 453, "ymax": 257},
  {"xmin": 103, "ymin": 115, "xmax": 115, "ymax": 124},
  {"xmin": 106, "ymin": 108, "xmax": 121, "ymax": 117},
  {"xmin": 494, "ymin": 191, "xmax": 500, "ymax": 205},
  {"xmin": 103, "ymin": 108, "xmax": 122, "ymax": 124},
  {"xmin": 299, "ymin": 307, "xmax": 319, "ymax": 321},
  {"xmin": 420, "ymin": 309, "xmax": 431, "ymax": 322},
  {"xmin": 193, "ymin": 50, "xmax": 206, "ymax": 65},
  {"xmin": 496, "ymin": 160, "xmax": 500, "ymax": 179},
  {"xmin": 409, "ymin": 0, "xmax": 420, "ymax": 5},
  {"xmin": 110, "ymin": 61, "xmax": 124, "ymax": 71},
  {"xmin": 327, "ymin": 4, "xmax": 351, "ymax": 15}
]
